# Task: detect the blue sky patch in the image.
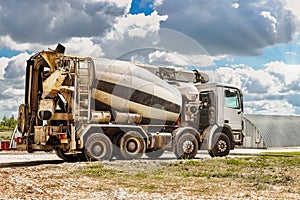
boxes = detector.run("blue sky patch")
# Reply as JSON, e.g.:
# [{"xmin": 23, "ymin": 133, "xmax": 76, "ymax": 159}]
[
  {"xmin": 129, "ymin": 0, "xmax": 154, "ymax": 15},
  {"xmin": 0, "ymin": 48, "xmax": 21, "ymax": 58},
  {"xmin": 215, "ymin": 36, "xmax": 300, "ymax": 70}
]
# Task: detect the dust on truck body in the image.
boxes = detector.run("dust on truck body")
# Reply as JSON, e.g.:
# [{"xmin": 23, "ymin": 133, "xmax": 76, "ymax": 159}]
[{"xmin": 16, "ymin": 44, "xmax": 244, "ymax": 161}]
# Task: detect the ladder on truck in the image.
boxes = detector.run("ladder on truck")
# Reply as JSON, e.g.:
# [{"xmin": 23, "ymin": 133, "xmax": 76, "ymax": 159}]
[{"xmin": 74, "ymin": 60, "xmax": 91, "ymax": 122}]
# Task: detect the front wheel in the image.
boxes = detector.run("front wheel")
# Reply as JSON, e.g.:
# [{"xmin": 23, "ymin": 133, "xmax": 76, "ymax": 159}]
[
  {"xmin": 208, "ymin": 132, "xmax": 230, "ymax": 157},
  {"xmin": 174, "ymin": 132, "xmax": 198, "ymax": 159},
  {"xmin": 84, "ymin": 133, "xmax": 113, "ymax": 161}
]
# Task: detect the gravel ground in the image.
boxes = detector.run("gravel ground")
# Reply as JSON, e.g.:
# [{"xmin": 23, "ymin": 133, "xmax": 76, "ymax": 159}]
[
  {"xmin": 0, "ymin": 153, "xmax": 198, "ymax": 199},
  {"xmin": 0, "ymin": 149, "xmax": 299, "ymax": 199}
]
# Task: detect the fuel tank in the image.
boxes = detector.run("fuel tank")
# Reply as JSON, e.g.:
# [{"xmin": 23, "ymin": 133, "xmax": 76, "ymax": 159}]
[{"xmin": 91, "ymin": 58, "xmax": 182, "ymax": 125}]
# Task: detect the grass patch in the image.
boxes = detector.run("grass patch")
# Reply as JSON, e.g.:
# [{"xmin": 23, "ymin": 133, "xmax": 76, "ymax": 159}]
[
  {"xmin": 261, "ymin": 151, "xmax": 300, "ymax": 156},
  {"xmin": 80, "ymin": 163, "xmax": 117, "ymax": 178},
  {"xmin": 73, "ymin": 155, "xmax": 300, "ymax": 196},
  {"xmin": 0, "ymin": 131, "xmax": 12, "ymax": 140}
]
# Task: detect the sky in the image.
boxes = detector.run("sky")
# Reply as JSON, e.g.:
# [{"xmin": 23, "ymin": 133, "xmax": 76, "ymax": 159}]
[{"xmin": 0, "ymin": 0, "xmax": 300, "ymax": 119}]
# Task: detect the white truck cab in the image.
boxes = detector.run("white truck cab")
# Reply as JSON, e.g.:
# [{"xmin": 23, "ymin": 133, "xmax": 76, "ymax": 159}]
[{"xmin": 195, "ymin": 82, "xmax": 244, "ymax": 156}]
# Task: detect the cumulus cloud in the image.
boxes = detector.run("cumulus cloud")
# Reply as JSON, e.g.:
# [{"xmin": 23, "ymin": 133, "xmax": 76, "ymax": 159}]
[
  {"xmin": 0, "ymin": 0, "xmax": 127, "ymax": 44},
  {"xmin": 106, "ymin": 10, "xmax": 166, "ymax": 40},
  {"xmin": 0, "ymin": 53, "xmax": 29, "ymax": 120},
  {"xmin": 0, "ymin": 35, "xmax": 48, "ymax": 52},
  {"xmin": 264, "ymin": 61, "xmax": 300, "ymax": 92},
  {"xmin": 2, "ymin": 88, "xmax": 24, "ymax": 97},
  {"xmin": 148, "ymin": 50, "xmax": 187, "ymax": 66},
  {"xmin": 156, "ymin": 0, "xmax": 297, "ymax": 56},
  {"xmin": 244, "ymin": 99, "xmax": 295, "ymax": 115},
  {"xmin": 260, "ymin": 11, "xmax": 278, "ymax": 33},
  {"xmin": 0, "ymin": 57, "xmax": 9, "ymax": 79},
  {"xmin": 0, "ymin": 53, "xmax": 30, "ymax": 118},
  {"xmin": 153, "ymin": 0, "xmax": 163, "ymax": 7},
  {"xmin": 101, "ymin": 25, "xmax": 217, "ymax": 70},
  {"xmin": 3, "ymin": 53, "xmax": 29, "ymax": 84},
  {"xmin": 283, "ymin": 0, "xmax": 300, "ymax": 30},
  {"xmin": 100, "ymin": 11, "xmax": 168, "ymax": 58},
  {"xmin": 232, "ymin": 3, "xmax": 239, "ymax": 9},
  {"xmin": 0, "ymin": 98, "xmax": 22, "ymax": 118},
  {"xmin": 215, "ymin": 66, "xmax": 271, "ymax": 93},
  {"xmin": 64, "ymin": 38, "xmax": 104, "ymax": 57},
  {"xmin": 148, "ymin": 50, "xmax": 214, "ymax": 67},
  {"xmin": 214, "ymin": 61, "xmax": 300, "ymax": 115}
]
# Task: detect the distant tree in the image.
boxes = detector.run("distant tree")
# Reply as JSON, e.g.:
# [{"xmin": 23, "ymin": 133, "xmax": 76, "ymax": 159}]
[
  {"xmin": 1, "ymin": 115, "xmax": 7, "ymax": 125},
  {"xmin": 0, "ymin": 115, "xmax": 17, "ymax": 130},
  {"xmin": 8, "ymin": 115, "xmax": 17, "ymax": 128}
]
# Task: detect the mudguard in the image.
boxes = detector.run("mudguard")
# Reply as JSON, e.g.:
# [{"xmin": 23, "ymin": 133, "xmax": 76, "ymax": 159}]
[
  {"xmin": 202, "ymin": 124, "xmax": 234, "ymax": 151},
  {"xmin": 202, "ymin": 124, "xmax": 218, "ymax": 150}
]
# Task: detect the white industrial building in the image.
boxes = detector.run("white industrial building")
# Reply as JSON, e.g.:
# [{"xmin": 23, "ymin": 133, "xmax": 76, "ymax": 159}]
[{"xmin": 243, "ymin": 114, "xmax": 300, "ymax": 148}]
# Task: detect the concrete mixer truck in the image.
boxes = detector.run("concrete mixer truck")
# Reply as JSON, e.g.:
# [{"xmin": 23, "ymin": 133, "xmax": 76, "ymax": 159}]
[{"xmin": 15, "ymin": 44, "xmax": 244, "ymax": 161}]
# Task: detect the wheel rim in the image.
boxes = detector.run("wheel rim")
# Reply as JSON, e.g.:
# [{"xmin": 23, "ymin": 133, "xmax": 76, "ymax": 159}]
[
  {"xmin": 120, "ymin": 131, "xmax": 146, "ymax": 160},
  {"xmin": 217, "ymin": 140, "xmax": 227, "ymax": 152},
  {"xmin": 91, "ymin": 142, "xmax": 106, "ymax": 157},
  {"xmin": 182, "ymin": 140, "xmax": 194, "ymax": 154}
]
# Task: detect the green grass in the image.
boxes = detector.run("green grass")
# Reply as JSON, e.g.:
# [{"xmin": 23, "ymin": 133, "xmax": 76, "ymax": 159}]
[
  {"xmin": 74, "ymin": 155, "xmax": 300, "ymax": 196},
  {"xmin": 261, "ymin": 151, "xmax": 300, "ymax": 156},
  {"xmin": 79, "ymin": 163, "xmax": 117, "ymax": 178}
]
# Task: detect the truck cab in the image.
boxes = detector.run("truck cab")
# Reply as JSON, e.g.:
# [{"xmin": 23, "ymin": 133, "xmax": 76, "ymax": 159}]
[
  {"xmin": 138, "ymin": 66, "xmax": 244, "ymax": 157},
  {"xmin": 195, "ymin": 82, "xmax": 244, "ymax": 156}
]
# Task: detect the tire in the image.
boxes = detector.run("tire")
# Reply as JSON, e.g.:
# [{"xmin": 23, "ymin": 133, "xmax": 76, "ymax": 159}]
[
  {"xmin": 209, "ymin": 132, "xmax": 230, "ymax": 157},
  {"xmin": 84, "ymin": 133, "xmax": 113, "ymax": 161},
  {"xmin": 120, "ymin": 131, "xmax": 146, "ymax": 160},
  {"xmin": 145, "ymin": 149, "xmax": 165, "ymax": 159},
  {"xmin": 55, "ymin": 149, "xmax": 83, "ymax": 162},
  {"xmin": 174, "ymin": 132, "xmax": 198, "ymax": 159},
  {"xmin": 113, "ymin": 145, "xmax": 124, "ymax": 160},
  {"xmin": 111, "ymin": 134, "xmax": 124, "ymax": 159},
  {"xmin": 208, "ymin": 150, "xmax": 214, "ymax": 157}
]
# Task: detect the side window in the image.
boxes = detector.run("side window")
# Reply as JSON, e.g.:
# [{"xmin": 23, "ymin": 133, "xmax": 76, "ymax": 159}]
[{"xmin": 225, "ymin": 89, "xmax": 240, "ymax": 109}]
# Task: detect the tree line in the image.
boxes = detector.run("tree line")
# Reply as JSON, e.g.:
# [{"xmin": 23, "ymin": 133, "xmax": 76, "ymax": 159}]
[{"xmin": 0, "ymin": 115, "xmax": 17, "ymax": 130}]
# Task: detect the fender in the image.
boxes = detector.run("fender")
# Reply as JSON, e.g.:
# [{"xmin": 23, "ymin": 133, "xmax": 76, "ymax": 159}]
[
  {"xmin": 202, "ymin": 124, "xmax": 234, "ymax": 151},
  {"xmin": 221, "ymin": 124, "xmax": 235, "ymax": 150},
  {"xmin": 202, "ymin": 124, "xmax": 218, "ymax": 150},
  {"xmin": 172, "ymin": 127, "xmax": 201, "ymax": 148}
]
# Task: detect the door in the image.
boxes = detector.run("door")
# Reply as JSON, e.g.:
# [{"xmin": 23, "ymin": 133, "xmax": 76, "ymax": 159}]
[{"xmin": 223, "ymin": 88, "xmax": 243, "ymax": 131}]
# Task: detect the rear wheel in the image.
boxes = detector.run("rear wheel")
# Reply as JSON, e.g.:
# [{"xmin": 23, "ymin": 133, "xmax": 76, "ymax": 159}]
[
  {"xmin": 120, "ymin": 131, "xmax": 145, "ymax": 160},
  {"xmin": 84, "ymin": 133, "xmax": 113, "ymax": 161},
  {"xmin": 174, "ymin": 132, "xmax": 198, "ymax": 159},
  {"xmin": 208, "ymin": 132, "xmax": 230, "ymax": 157}
]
